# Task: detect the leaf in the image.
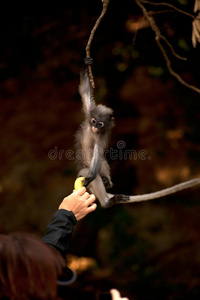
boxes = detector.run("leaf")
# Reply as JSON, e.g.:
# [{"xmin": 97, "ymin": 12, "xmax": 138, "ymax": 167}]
[
  {"xmin": 194, "ymin": 0, "xmax": 200, "ymax": 13},
  {"xmin": 192, "ymin": 13, "xmax": 200, "ymax": 47}
]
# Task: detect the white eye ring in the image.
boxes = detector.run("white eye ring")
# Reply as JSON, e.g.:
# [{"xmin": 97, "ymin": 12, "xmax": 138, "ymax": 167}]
[
  {"xmin": 98, "ymin": 122, "xmax": 104, "ymax": 128},
  {"xmin": 91, "ymin": 118, "xmax": 96, "ymax": 124}
]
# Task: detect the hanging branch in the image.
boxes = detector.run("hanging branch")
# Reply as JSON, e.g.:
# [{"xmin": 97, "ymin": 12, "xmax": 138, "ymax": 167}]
[
  {"xmin": 140, "ymin": 0, "xmax": 200, "ymax": 49},
  {"xmin": 140, "ymin": 0, "xmax": 195, "ymax": 20},
  {"xmin": 135, "ymin": 0, "xmax": 200, "ymax": 94},
  {"xmin": 85, "ymin": 0, "xmax": 110, "ymax": 88}
]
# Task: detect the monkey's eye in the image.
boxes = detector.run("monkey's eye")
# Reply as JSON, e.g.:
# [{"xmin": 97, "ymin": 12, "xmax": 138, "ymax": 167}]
[
  {"xmin": 98, "ymin": 122, "xmax": 104, "ymax": 128},
  {"xmin": 91, "ymin": 118, "xmax": 96, "ymax": 124}
]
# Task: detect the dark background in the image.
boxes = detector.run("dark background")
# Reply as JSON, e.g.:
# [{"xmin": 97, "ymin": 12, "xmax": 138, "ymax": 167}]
[{"xmin": 1, "ymin": 1, "xmax": 200, "ymax": 299}]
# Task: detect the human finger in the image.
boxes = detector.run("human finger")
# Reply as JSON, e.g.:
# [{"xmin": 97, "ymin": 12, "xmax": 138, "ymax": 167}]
[
  {"xmin": 87, "ymin": 203, "xmax": 97, "ymax": 213},
  {"xmin": 76, "ymin": 187, "xmax": 86, "ymax": 196},
  {"xmin": 110, "ymin": 289, "xmax": 121, "ymax": 299},
  {"xmin": 86, "ymin": 194, "xmax": 96, "ymax": 205},
  {"xmin": 80, "ymin": 192, "xmax": 90, "ymax": 201},
  {"xmin": 110, "ymin": 289, "xmax": 129, "ymax": 300}
]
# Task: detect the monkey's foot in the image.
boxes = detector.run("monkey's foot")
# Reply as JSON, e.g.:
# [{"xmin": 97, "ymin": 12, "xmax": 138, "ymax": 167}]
[{"xmin": 105, "ymin": 194, "xmax": 130, "ymax": 208}]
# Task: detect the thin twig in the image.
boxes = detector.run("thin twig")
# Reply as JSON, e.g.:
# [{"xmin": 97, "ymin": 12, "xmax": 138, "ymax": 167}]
[
  {"xmin": 151, "ymin": 9, "xmax": 177, "ymax": 15},
  {"xmin": 85, "ymin": 0, "xmax": 110, "ymax": 88},
  {"xmin": 140, "ymin": 0, "xmax": 195, "ymax": 20},
  {"xmin": 157, "ymin": 38, "xmax": 200, "ymax": 93},
  {"xmin": 135, "ymin": 0, "xmax": 200, "ymax": 94},
  {"xmin": 159, "ymin": 34, "xmax": 187, "ymax": 61}
]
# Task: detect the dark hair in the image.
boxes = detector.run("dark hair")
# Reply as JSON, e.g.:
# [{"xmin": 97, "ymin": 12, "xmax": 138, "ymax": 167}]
[{"xmin": 0, "ymin": 232, "xmax": 65, "ymax": 300}]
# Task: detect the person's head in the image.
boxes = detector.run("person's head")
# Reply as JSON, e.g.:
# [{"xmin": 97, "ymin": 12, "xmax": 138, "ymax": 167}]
[{"xmin": 0, "ymin": 232, "xmax": 65, "ymax": 300}]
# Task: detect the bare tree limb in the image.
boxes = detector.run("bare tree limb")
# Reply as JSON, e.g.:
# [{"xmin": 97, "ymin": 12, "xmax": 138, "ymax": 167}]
[
  {"xmin": 159, "ymin": 34, "xmax": 187, "ymax": 61},
  {"xmin": 140, "ymin": 0, "xmax": 195, "ymax": 19},
  {"xmin": 140, "ymin": 0, "xmax": 200, "ymax": 49},
  {"xmin": 85, "ymin": 0, "xmax": 110, "ymax": 88},
  {"xmin": 135, "ymin": 0, "xmax": 200, "ymax": 94}
]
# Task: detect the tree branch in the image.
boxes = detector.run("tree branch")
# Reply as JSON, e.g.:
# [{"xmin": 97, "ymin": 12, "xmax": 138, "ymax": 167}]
[
  {"xmin": 85, "ymin": 0, "xmax": 110, "ymax": 88},
  {"xmin": 135, "ymin": 0, "xmax": 200, "ymax": 94},
  {"xmin": 159, "ymin": 34, "xmax": 187, "ymax": 61},
  {"xmin": 140, "ymin": 0, "xmax": 195, "ymax": 20}
]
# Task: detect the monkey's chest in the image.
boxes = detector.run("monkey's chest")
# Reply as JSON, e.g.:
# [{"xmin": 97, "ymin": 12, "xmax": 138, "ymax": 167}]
[{"xmin": 81, "ymin": 138, "xmax": 95, "ymax": 165}]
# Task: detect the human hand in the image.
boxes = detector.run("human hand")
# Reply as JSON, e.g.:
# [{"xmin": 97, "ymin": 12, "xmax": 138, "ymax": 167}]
[
  {"xmin": 58, "ymin": 187, "xmax": 97, "ymax": 221},
  {"xmin": 110, "ymin": 289, "xmax": 129, "ymax": 300}
]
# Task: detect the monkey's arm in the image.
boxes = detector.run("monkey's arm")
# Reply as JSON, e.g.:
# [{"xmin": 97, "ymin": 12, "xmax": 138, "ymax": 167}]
[
  {"xmin": 79, "ymin": 59, "xmax": 95, "ymax": 114},
  {"xmin": 77, "ymin": 167, "xmax": 109, "ymax": 207},
  {"xmin": 83, "ymin": 143, "xmax": 101, "ymax": 187}
]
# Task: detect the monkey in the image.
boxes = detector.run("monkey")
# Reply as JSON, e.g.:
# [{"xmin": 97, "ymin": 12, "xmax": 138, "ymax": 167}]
[
  {"xmin": 75, "ymin": 58, "xmax": 115, "ymax": 189},
  {"xmin": 75, "ymin": 58, "xmax": 200, "ymax": 208}
]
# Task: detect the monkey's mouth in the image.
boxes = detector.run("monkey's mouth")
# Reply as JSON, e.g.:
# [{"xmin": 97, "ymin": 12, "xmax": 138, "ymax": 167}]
[{"xmin": 92, "ymin": 127, "xmax": 99, "ymax": 132}]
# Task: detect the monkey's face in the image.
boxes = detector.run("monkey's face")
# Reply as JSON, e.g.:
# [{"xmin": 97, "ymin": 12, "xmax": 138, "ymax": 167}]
[
  {"xmin": 90, "ymin": 117, "xmax": 104, "ymax": 132},
  {"xmin": 90, "ymin": 106, "xmax": 114, "ymax": 133}
]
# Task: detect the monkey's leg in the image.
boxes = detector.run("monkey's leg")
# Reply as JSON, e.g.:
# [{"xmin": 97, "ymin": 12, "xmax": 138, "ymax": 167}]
[
  {"xmin": 101, "ymin": 176, "xmax": 112, "ymax": 189},
  {"xmin": 82, "ymin": 143, "xmax": 101, "ymax": 187},
  {"xmin": 78, "ymin": 168, "xmax": 110, "ymax": 207},
  {"xmin": 99, "ymin": 159, "xmax": 113, "ymax": 189}
]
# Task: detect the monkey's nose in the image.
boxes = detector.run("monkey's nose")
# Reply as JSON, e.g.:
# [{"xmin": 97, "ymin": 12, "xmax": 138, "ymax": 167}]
[{"xmin": 92, "ymin": 127, "xmax": 99, "ymax": 132}]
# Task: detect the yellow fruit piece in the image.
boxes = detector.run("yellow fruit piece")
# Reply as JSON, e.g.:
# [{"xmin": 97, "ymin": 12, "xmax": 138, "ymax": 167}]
[{"xmin": 74, "ymin": 177, "xmax": 85, "ymax": 191}]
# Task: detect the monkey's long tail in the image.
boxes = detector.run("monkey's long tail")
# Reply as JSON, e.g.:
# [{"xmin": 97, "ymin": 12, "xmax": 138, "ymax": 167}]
[{"xmin": 107, "ymin": 178, "xmax": 200, "ymax": 206}]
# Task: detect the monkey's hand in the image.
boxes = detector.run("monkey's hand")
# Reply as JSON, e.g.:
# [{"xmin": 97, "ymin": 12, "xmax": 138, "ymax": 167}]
[
  {"xmin": 84, "ymin": 57, "xmax": 93, "ymax": 66},
  {"xmin": 83, "ymin": 176, "xmax": 93, "ymax": 187}
]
